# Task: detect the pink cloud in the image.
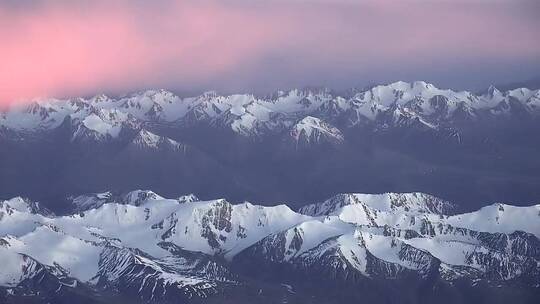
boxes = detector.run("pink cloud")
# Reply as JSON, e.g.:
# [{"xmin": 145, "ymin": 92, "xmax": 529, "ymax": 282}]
[
  {"xmin": 0, "ymin": 0, "xmax": 538, "ymax": 105},
  {"xmin": 0, "ymin": 1, "xmax": 294, "ymax": 104}
]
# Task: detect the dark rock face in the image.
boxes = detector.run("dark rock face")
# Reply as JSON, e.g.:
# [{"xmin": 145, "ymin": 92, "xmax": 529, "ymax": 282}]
[{"xmin": 200, "ymin": 201, "xmax": 234, "ymax": 250}]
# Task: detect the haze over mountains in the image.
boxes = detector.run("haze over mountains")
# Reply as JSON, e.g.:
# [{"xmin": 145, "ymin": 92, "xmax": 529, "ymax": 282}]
[{"xmin": 1, "ymin": 81, "xmax": 540, "ymax": 213}]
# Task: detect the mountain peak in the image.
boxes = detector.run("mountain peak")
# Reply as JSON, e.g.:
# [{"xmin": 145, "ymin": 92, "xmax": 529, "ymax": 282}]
[
  {"xmin": 1, "ymin": 197, "xmax": 54, "ymax": 216},
  {"xmin": 132, "ymin": 129, "xmax": 163, "ymax": 149},
  {"xmin": 300, "ymin": 192, "xmax": 455, "ymax": 218},
  {"xmin": 486, "ymin": 85, "xmax": 502, "ymax": 98},
  {"xmin": 121, "ymin": 190, "xmax": 164, "ymax": 206},
  {"xmin": 131, "ymin": 129, "xmax": 186, "ymax": 152},
  {"xmin": 289, "ymin": 116, "xmax": 344, "ymax": 147}
]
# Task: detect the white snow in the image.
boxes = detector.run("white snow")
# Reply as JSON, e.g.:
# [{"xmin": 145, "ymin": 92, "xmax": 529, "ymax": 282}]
[
  {"xmin": 290, "ymin": 116, "xmax": 344, "ymax": 144},
  {"xmin": 3, "ymin": 82, "xmax": 537, "ymax": 137},
  {"xmin": 0, "ymin": 249, "xmax": 29, "ymax": 286},
  {"xmin": 446, "ymin": 203, "xmax": 540, "ymax": 238},
  {"xmin": 0, "ymin": 191, "xmax": 538, "ymax": 287},
  {"xmin": 282, "ymin": 217, "xmax": 354, "ymax": 260}
]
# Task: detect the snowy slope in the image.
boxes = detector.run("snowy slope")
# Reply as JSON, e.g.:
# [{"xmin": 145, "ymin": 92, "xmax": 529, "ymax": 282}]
[
  {"xmin": 129, "ymin": 129, "xmax": 188, "ymax": 152},
  {"xmin": 0, "ymin": 191, "xmax": 539, "ymax": 301},
  {"xmin": 242, "ymin": 192, "xmax": 539, "ymax": 282},
  {"xmin": 287, "ymin": 116, "xmax": 345, "ymax": 147}
]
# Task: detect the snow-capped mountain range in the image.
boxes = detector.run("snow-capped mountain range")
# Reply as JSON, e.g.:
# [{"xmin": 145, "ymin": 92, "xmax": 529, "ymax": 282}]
[
  {"xmin": 1, "ymin": 191, "xmax": 538, "ymax": 303},
  {"xmin": 2, "ymin": 81, "xmax": 540, "ymax": 231},
  {"xmin": 1, "ymin": 81, "xmax": 539, "ymax": 145},
  {"xmin": 2, "ymin": 82, "xmax": 539, "ymax": 303}
]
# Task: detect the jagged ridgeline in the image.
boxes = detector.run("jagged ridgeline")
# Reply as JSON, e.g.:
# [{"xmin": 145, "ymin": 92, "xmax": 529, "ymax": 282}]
[
  {"xmin": 1, "ymin": 191, "xmax": 539, "ymax": 303},
  {"xmin": 1, "ymin": 81, "xmax": 540, "ymax": 211}
]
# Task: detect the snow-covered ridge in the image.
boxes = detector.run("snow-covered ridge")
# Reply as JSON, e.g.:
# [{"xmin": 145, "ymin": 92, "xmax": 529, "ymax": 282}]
[
  {"xmin": 289, "ymin": 116, "xmax": 344, "ymax": 146},
  {"xmin": 299, "ymin": 192, "xmax": 455, "ymax": 216},
  {"xmin": 1, "ymin": 82, "xmax": 539, "ymax": 139},
  {"xmin": 130, "ymin": 129, "xmax": 187, "ymax": 152},
  {"xmin": 1, "ymin": 190, "xmax": 539, "ymax": 298}
]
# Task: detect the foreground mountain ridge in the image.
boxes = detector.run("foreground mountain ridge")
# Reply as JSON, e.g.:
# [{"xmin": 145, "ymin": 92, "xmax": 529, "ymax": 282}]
[{"xmin": 1, "ymin": 190, "xmax": 539, "ymax": 303}]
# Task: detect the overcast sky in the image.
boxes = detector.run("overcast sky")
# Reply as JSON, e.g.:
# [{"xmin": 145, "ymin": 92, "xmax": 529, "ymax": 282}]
[{"xmin": 1, "ymin": 0, "xmax": 539, "ymax": 104}]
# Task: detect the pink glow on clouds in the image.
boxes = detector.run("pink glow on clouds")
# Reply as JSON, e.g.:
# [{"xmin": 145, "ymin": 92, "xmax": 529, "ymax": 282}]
[{"xmin": 0, "ymin": 0, "xmax": 539, "ymax": 105}]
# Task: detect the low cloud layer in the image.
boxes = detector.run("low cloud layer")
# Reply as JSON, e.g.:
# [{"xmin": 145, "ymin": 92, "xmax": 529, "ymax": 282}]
[{"xmin": 1, "ymin": 0, "xmax": 539, "ymax": 104}]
